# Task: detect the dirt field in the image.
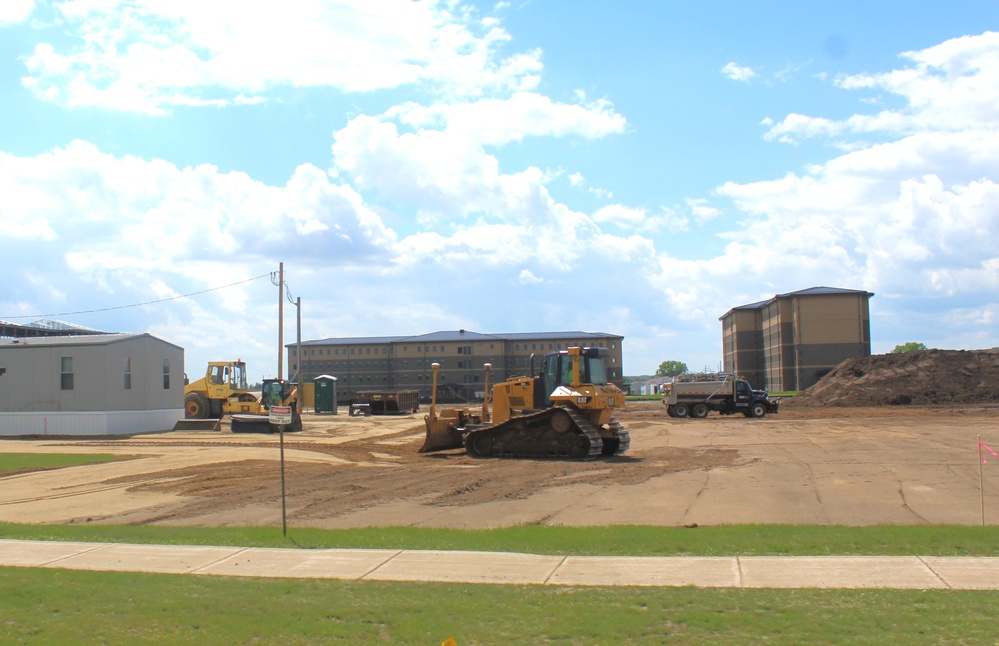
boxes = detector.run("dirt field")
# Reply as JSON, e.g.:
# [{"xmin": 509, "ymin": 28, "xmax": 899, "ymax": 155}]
[{"xmin": 3, "ymin": 400, "xmax": 999, "ymax": 528}]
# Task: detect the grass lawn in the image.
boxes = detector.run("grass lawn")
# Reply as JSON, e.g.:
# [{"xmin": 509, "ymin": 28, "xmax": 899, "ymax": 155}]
[
  {"xmin": 1, "ymin": 566, "xmax": 995, "ymax": 645},
  {"xmin": 2, "ymin": 522, "xmax": 998, "ymax": 557},
  {"xmin": 0, "ymin": 452, "xmax": 118, "ymax": 473}
]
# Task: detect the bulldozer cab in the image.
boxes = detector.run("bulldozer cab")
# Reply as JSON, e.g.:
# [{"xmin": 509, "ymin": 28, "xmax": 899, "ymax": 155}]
[
  {"xmin": 260, "ymin": 378, "xmax": 296, "ymax": 410},
  {"xmin": 537, "ymin": 347, "xmax": 611, "ymax": 408}
]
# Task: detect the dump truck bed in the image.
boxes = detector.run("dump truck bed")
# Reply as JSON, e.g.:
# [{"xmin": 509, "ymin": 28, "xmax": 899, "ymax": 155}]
[{"xmin": 353, "ymin": 390, "xmax": 420, "ymax": 414}]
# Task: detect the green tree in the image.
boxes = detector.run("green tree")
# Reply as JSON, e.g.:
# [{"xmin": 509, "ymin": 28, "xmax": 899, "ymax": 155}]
[
  {"xmin": 655, "ymin": 360, "xmax": 688, "ymax": 378},
  {"xmin": 892, "ymin": 341, "xmax": 928, "ymax": 354}
]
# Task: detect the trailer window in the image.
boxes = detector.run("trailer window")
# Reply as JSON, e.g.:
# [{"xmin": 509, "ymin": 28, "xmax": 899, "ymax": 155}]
[{"xmin": 60, "ymin": 356, "xmax": 74, "ymax": 390}]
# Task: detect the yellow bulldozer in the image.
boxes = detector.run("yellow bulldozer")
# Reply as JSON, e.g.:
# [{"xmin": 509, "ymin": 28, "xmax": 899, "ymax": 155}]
[
  {"xmin": 420, "ymin": 346, "xmax": 630, "ymax": 459},
  {"xmin": 174, "ymin": 360, "xmax": 301, "ymax": 433}
]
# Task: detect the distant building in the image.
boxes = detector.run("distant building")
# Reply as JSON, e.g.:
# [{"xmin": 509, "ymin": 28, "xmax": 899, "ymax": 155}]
[
  {"xmin": 630, "ymin": 375, "xmax": 670, "ymax": 396},
  {"xmin": 0, "ymin": 333, "xmax": 184, "ymax": 436},
  {"xmin": 0, "ymin": 319, "xmax": 107, "ymax": 339},
  {"xmin": 288, "ymin": 330, "xmax": 624, "ymax": 402},
  {"xmin": 720, "ymin": 286, "xmax": 874, "ymax": 392}
]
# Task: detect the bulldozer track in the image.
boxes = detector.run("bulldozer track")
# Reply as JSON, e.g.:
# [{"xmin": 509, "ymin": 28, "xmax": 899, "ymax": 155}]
[
  {"xmin": 608, "ymin": 416, "xmax": 631, "ymax": 455},
  {"xmin": 465, "ymin": 406, "xmax": 604, "ymax": 460}
]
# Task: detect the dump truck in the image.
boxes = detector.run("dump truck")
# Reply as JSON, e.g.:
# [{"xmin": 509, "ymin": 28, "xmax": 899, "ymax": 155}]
[
  {"xmin": 421, "ymin": 346, "xmax": 629, "ymax": 460},
  {"xmin": 662, "ymin": 372, "xmax": 779, "ymax": 418}
]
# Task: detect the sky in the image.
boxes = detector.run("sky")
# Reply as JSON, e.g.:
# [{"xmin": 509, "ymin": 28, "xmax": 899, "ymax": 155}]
[{"xmin": 1, "ymin": 1, "xmax": 998, "ymax": 381}]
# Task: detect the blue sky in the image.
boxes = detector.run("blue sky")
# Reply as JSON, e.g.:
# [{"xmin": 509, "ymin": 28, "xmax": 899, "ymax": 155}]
[{"xmin": 1, "ymin": 1, "xmax": 997, "ymax": 381}]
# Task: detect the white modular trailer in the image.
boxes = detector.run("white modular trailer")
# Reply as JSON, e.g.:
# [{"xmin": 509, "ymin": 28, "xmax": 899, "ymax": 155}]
[{"xmin": 0, "ymin": 333, "xmax": 184, "ymax": 436}]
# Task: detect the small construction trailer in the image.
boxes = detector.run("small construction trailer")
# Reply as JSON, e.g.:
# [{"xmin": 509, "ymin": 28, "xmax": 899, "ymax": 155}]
[{"xmin": 353, "ymin": 390, "xmax": 420, "ymax": 415}]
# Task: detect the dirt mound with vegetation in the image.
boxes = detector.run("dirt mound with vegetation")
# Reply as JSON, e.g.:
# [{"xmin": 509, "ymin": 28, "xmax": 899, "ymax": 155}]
[{"xmin": 786, "ymin": 349, "xmax": 999, "ymax": 407}]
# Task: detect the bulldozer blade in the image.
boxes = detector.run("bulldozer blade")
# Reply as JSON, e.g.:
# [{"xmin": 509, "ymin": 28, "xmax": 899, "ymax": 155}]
[
  {"xmin": 231, "ymin": 414, "xmax": 273, "ymax": 434},
  {"xmin": 419, "ymin": 419, "xmax": 465, "ymax": 453},
  {"xmin": 172, "ymin": 418, "xmax": 221, "ymax": 431}
]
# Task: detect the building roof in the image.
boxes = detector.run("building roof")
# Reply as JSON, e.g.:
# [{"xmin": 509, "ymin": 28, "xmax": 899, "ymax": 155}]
[
  {"xmin": 298, "ymin": 335, "xmax": 406, "ymax": 346},
  {"xmin": 720, "ymin": 286, "xmax": 875, "ymax": 320},
  {"xmin": 776, "ymin": 286, "xmax": 875, "ymax": 298},
  {"xmin": 400, "ymin": 330, "xmax": 502, "ymax": 343},
  {"xmin": 0, "ymin": 332, "xmax": 180, "ymax": 350},
  {"xmin": 493, "ymin": 331, "xmax": 622, "ymax": 341},
  {"xmin": 0, "ymin": 319, "xmax": 108, "ymax": 339},
  {"xmin": 293, "ymin": 330, "xmax": 621, "ymax": 347}
]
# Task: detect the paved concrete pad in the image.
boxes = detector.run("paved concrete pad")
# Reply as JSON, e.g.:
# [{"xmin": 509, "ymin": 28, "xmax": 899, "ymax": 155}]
[
  {"xmin": 922, "ymin": 557, "xmax": 999, "ymax": 590},
  {"xmin": 48, "ymin": 543, "xmax": 247, "ymax": 574},
  {"xmin": 550, "ymin": 556, "xmax": 739, "ymax": 587},
  {"xmin": 362, "ymin": 550, "xmax": 565, "ymax": 585},
  {"xmin": 737, "ymin": 556, "xmax": 946, "ymax": 589},
  {"xmin": 0, "ymin": 540, "xmax": 111, "ymax": 567},
  {"xmin": 3, "ymin": 540, "xmax": 999, "ymax": 589},
  {"xmin": 201, "ymin": 547, "xmax": 401, "ymax": 579}
]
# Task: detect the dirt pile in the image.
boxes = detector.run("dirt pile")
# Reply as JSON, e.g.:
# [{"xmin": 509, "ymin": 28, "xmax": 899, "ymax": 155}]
[{"xmin": 787, "ymin": 348, "xmax": 999, "ymax": 407}]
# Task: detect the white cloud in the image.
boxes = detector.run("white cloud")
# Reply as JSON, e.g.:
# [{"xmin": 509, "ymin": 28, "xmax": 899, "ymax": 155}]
[
  {"xmin": 591, "ymin": 204, "xmax": 685, "ymax": 234},
  {"xmin": 0, "ymin": 0, "xmax": 34, "ymax": 25},
  {"xmin": 1, "ymin": 140, "xmax": 398, "ymax": 275},
  {"xmin": 721, "ymin": 61, "xmax": 757, "ymax": 82},
  {"xmin": 765, "ymin": 31, "xmax": 999, "ymax": 143},
  {"xmin": 518, "ymin": 269, "xmax": 542, "ymax": 284},
  {"xmin": 19, "ymin": 0, "xmax": 544, "ymax": 114},
  {"xmin": 330, "ymin": 93, "xmax": 625, "ymax": 222}
]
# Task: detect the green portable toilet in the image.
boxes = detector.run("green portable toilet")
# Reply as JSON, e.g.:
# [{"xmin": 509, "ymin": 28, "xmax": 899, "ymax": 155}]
[{"xmin": 313, "ymin": 375, "xmax": 338, "ymax": 414}]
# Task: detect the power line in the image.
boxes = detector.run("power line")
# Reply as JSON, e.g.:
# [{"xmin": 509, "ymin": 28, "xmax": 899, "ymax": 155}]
[{"xmin": 1, "ymin": 273, "xmax": 272, "ymax": 320}]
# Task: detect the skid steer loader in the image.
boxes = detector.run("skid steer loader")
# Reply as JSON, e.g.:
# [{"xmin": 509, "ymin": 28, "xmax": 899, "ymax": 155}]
[
  {"xmin": 420, "ymin": 346, "xmax": 629, "ymax": 460},
  {"xmin": 230, "ymin": 378, "xmax": 302, "ymax": 433}
]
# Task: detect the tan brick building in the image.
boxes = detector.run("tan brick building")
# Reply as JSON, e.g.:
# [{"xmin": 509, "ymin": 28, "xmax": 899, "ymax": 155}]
[
  {"xmin": 720, "ymin": 287, "xmax": 873, "ymax": 392},
  {"xmin": 288, "ymin": 330, "xmax": 624, "ymax": 402}
]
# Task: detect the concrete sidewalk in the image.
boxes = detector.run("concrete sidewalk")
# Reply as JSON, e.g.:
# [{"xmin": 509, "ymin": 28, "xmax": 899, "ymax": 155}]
[{"xmin": 1, "ymin": 539, "xmax": 997, "ymax": 589}]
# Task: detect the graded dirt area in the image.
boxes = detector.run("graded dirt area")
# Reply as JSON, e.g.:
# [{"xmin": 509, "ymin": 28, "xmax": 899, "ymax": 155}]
[{"xmin": 2, "ymin": 401, "xmax": 998, "ymax": 528}]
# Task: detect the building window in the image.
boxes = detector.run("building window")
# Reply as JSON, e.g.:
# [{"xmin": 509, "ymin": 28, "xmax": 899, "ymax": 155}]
[
  {"xmin": 163, "ymin": 359, "xmax": 171, "ymax": 389},
  {"xmin": 124, "ymin": 357, "xmax": 132, "ymax": 390},
  {"xmin": 60, "ymin": 356, "xmax": 74, "ymax": 390}
]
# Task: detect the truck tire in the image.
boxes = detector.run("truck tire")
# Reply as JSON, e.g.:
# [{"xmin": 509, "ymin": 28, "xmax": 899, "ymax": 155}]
[
  {"xmin": 748, "ymin": 402, "xmax": 767, "ymax": 419},
  {"xmin": 184, "ymin": 392, "xmax": 210, "ymax": 419},
  {"xmin": 672, "ymin": 403, "xmax": 689, "ymax": 418},
  {"xmin": 692, "ymin": 403, "xmax": 709, "ymax": 419}
]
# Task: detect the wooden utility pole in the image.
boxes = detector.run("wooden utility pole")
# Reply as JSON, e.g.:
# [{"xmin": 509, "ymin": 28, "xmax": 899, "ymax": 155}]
[{"xmin": 278, "ymin": 262, "xmax": 284, "ymax": 380}]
